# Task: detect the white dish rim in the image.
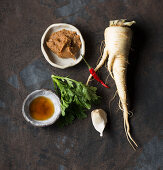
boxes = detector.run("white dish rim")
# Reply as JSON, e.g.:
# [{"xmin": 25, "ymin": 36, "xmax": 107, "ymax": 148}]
[{"xmin": 41, "ymin": 23, "xmax": 85, "ymax": 69}]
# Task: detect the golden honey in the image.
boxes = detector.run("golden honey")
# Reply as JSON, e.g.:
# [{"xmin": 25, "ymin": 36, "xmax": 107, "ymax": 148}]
[{"xmin": 29, "ymin": 96, "xmax": 54, "ymax": 121}]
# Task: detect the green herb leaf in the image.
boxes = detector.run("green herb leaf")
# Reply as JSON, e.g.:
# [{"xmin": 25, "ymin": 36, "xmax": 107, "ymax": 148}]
[{"xmin": 51, "ymin": 75, "xmax": 100, "ymax": 126}]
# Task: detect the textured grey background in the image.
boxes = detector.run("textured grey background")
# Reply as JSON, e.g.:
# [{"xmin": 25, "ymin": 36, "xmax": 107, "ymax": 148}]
[{"xmin": 0, "ymin": 0, "xmax": 162, "ymax": 170}]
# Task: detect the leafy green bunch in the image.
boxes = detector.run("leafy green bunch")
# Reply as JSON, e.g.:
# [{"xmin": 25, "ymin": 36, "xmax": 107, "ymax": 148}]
[{"xmin": 51, "ymin": 75, "xmax": 99, "ymax": 126}]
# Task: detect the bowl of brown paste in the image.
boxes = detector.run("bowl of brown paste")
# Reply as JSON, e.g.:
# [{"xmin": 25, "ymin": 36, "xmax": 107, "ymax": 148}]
[{"xmin": 41, "ymin": 23, "xmax": 85, "ymax": 69}]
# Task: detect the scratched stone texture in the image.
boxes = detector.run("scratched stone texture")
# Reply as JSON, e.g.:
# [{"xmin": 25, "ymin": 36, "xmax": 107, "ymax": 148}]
[{"xmin": 0, "ymin": 0, "xmax": 163, "ymax": 170}]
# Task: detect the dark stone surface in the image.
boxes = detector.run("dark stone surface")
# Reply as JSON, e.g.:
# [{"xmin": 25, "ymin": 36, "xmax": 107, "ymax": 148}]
[{"xmin": 0, "ymin": 0, "xmax": 162, "ymax": 169}]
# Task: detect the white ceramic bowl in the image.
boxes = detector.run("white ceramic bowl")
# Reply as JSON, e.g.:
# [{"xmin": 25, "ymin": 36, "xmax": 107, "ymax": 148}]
[
  {"xmin": 41, "ymin": 23, "xmax": 85, "ymax": 69},
  {"xmin": 22, "ymin": 89, "xmax": 61, "ymax": 127}
]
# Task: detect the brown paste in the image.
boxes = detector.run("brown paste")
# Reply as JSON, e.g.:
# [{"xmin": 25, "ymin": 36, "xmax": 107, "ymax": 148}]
[{"xmin": 46, "ymin": 29, "xmax": 81, "ymax": 60}]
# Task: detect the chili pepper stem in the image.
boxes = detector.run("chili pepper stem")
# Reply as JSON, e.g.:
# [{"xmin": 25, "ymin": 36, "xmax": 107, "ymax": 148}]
[{"xmin": 81, "ymin": 55, "xmax": 91, "ymax": 69}]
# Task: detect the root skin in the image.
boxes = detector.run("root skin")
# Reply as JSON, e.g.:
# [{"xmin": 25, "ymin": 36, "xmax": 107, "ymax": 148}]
[
  {"xmin": 86, "ymin": 20, "xmax": 137, "ymax": 149},
  {"xmin": 106, "ymin": 23, "xmax": 137, "ymax": 149}
]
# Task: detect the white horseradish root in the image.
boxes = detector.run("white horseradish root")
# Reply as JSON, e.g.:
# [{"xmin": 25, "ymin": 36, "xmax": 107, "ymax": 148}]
[
  {"xmin": 91, "ymin": 109, "xmax": 107, "ymax": 137},
  {"xmin": 87, "ymin": 19, "xmax": 138, "ymax": 150}
]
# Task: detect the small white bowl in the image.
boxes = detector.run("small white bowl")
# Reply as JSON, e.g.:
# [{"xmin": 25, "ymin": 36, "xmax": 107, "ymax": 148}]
[
  {"xmin": 22, "ymin": 89, "xmax": 61, "ymax": 127},
  {"xmin": 41, "ymin": 23, "xmax": 85, "ymax": 69}
]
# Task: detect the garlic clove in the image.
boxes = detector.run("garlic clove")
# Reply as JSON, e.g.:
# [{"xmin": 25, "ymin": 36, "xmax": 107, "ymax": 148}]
[{"xmin": 91, "ymin": 109, "xmax": 107, "ymax": 137}]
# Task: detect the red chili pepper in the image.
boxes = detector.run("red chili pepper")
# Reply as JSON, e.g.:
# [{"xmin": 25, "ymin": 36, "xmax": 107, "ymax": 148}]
[
  {"xmin": 82, "ymin": 56, "xmax": 109, "ymax": 88},
  {"xmin": 89, "ymin": 68, "xmax": 109, "ymax": 88}
]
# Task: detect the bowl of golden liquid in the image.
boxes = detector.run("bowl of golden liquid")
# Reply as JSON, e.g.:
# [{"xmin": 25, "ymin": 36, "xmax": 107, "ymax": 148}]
[{"xmin": 22, "ymin": 89, "xmax": 61, "ymax": 127}]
